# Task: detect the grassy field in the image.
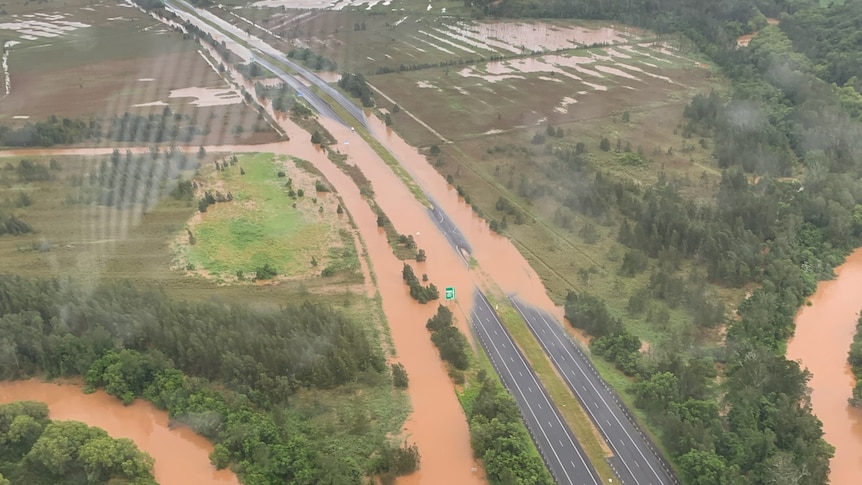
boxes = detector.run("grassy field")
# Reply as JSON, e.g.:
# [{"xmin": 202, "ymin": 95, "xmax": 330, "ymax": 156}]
[
  {"xmin": 178, "ymin": 153, "xmax": 361, "ymax": 284},
  {"xmin": 0, "ymin": 0, "xmax": 279, "ymax": 145}
]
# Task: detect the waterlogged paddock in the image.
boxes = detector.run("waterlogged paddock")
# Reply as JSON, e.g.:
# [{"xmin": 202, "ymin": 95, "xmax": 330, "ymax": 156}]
[
  {"xmin": 0, "ymin": 0, "xmax": 278, "ymax": 145},
  {"xmin": 371, "ymin": 41, "xmax": 708, "ymax": 143}
]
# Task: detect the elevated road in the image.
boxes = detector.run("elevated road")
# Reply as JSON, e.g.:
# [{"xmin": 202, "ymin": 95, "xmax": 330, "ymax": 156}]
[
  {"xmin": 471, "ymin": 290, "xmax": 601, "ymax": 485},
  {"xmin": 510, "ymin": 297, "xmax": 678, "ymax": 485}
]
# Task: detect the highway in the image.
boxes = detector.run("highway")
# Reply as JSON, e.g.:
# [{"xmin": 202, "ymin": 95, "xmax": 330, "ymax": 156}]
[
  {"xmin": 154, "ymin": 4, "xmax": 678, "ymax": 483},
  {"xmin": 510, "ymin": 297, "xmax": 678, "ymax": 485},
  {"xmin": 167, "ymin": 0, "xmax": 368, "ymax": 129},
  {"xmin": 470, "ymin": 290, "xmax": 601, "ymax": 485}
]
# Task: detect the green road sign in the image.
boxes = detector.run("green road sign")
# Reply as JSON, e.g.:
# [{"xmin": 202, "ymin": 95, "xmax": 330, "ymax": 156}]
[{"xmin": 445, "ymin": 287, "xmax": 455, "ymax": 300}]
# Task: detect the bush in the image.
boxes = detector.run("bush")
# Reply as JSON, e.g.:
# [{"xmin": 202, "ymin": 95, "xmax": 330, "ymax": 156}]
[
  {"xmin": 391, "ymin": 363, "xmax": 409, "ymax": 388},
  {"xmin": 254, "ymin": 263, "xmax": 277, "ymax": 280}
]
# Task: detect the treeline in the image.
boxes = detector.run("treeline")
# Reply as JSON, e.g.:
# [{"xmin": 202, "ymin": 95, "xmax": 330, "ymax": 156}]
[
  {"xmin": 401, "ymin": 263, "xmax": 438, "ymax": 303},
  {"xmin": 565, "ymin": 292, "xmax": 641, "ymax": 376},
  {"xmin": 462, "ymin": 372, "xmax": 554, "ymax": 485},
  {"xmin": 426, "ymin": 304, "xmax": 470, "ymax": 374},
  {"xmin": 0, "ymin": 275, "xmax": 421, "ymax": 484},
  {"xmin": 67, "ymin": 147, "xmax": 197, "ymax": 209},
  {"xmin": 849, "ymin": 312, "xmax": 862, "ymax": 407},
  {"xmin": 0, "ymin": 401, "xmax": 156, "ymax": 484},
  {"xmin": 287, "ymin": 48, "xmax": 337, "ymax": 72},
  {"xmin": 337, "ymin": 72, "xmax": 374, "ymax": 108},
  {"xmin": 0, "ymin": 108, "xmax": 209, "ymax": 147},
  {"xmin": 106, "ymin": 109, "xmax": 205, "ymax": 144},
  {"xmin": 0, "ymin": 116, "xmax": 100, "ymax": 147}
]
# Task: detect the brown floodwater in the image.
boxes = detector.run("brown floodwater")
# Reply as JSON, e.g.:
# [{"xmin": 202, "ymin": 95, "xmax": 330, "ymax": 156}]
[
  {"xmin": 787, "ymin": 247, "xmax": 862, "ymax": 484},
  {"xmin": 0, "ymin": 380, "xmax": 239, "ymax": 485}
]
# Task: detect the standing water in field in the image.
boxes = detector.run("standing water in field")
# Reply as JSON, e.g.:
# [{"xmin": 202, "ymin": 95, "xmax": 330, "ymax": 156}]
[
  {"xmin": 787, "ymin": 247, "xmax": 862, "ymax": 484},
  {"xmin": 0, "ymin": 380, "xmax": 240, "ymax": 485}
]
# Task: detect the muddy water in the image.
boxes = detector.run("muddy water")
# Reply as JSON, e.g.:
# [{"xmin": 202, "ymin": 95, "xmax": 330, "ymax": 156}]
[
  {"xmin": 0, "ymin": 380, "xmax": 239, "ymax": 485},
  {"xmin": 787, "ymin": 248, "xmax": 862, "ymax": 484}
]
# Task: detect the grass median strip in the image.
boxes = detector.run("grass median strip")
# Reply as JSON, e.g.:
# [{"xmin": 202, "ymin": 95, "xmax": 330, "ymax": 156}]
[{"xmin": 482, "ymin": 292, "xmax": 617, "ymax": 484}]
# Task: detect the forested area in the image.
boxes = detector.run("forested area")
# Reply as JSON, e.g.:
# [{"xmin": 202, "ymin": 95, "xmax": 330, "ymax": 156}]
[
  {"xmin": 0, "ymin": 401, "xmax": 156, "ymax": 484},
  {"xmin": 0, "ymin": 276, "xmax": 417, "ymax": 484},
  {"xmin": 471, "ymin": 0, "xmax": 862, "ymax": 483}
]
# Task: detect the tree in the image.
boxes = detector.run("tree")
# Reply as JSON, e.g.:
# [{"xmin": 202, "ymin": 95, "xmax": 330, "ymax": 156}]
[
  {"xmin": 416, "ymin": 249, "xmax": 426, "ymax": 262},
  {"xmin": 385, "ymin": 113, "xmax": 393, "ymax": 126},
  {"xmin": 198, "ymin": 146, "xmax": 206, "ymax": 159},
  {"xmin": 429, "ymin": 145, "xmax": 441, "ymax": 156},
  {"xmin": 622, "ymin": 110, "xmax": 630, "ymax": 122},
  {"xmin": 311, "ymin": 130, "xmax": 322, "ymax": 144},
  {"xmin": 255, "ymin": 263, "xmax": 278, "ymax": 280},
  {"xmin": 599, "ymin": 137, "xmax": 611, "ymax": 151},
  {"xmin": 391, "ymin": 363, "xmax": 409, "ymax": 388}
]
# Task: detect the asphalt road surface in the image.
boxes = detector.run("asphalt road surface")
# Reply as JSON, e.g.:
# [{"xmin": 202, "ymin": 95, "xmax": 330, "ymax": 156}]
[
  {"xmin": 470, "ymin": 290, "xmax": 601, "ymax": 485},
  {"xmin": 510, "ymin": 297, "xmax": 678, "ymax": 485},
  {"xmin": 167, "ymin": 0, "xmax": 358, "ymax": 127},
  {"xmin": 426, "ymin": 194, "xmax": 472, "ymax": 258}
]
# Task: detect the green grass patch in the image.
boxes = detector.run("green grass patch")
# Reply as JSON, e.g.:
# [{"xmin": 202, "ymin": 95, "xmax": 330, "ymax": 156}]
[{"xmin": 185, "ymin": 153, "xmax": 342, "ymax": 279}]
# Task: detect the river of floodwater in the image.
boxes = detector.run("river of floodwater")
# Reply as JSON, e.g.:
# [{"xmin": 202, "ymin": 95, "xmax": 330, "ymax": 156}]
[
  {"xmin": 0, "ymin": 42, "xmax": 588, "ymax": 483},
  {"xmin": 787, "ymin": 248, "xmax": 862, "ymax": 484},
  {"xmin": 0, "ymin": 380, "xmax": 240, "ymax": 485}
]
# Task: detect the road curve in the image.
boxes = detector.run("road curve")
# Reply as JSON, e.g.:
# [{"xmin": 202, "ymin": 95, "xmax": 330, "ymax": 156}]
[
  {"xmin": 510, "ymin": 297, "xmax": 679, "ymax": 485},
  {"xmin": 471, "ymin": 290, "xmax": 601, "ymax": 485},
  {"xmin": 166, "ymin": 0, "xmax": 352, "ymax": 127}
]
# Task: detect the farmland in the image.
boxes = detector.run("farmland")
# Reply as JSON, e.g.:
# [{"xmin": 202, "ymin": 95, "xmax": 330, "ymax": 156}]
[{"xmin": 0, "ymin": 0, "xmax": 281, "ymax": 145}]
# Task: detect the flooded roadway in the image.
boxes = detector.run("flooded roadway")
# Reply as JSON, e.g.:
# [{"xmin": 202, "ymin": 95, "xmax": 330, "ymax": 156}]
[
  {"xmin": 0, "ymin": 101, "xmax": 568, "ymax": 485},
  {"xmin": 0, "ymin": 379, "xmax": 239, "ymax": 485},
  {"xmin": 787, "ymin": 248, "xmax": 862, "ymax": 484}
]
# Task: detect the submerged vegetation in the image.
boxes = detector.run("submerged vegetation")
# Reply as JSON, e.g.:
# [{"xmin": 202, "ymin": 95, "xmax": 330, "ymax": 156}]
[{"xmin": 0, "ymin": 401, "xmax": 156, "ymax": 485}]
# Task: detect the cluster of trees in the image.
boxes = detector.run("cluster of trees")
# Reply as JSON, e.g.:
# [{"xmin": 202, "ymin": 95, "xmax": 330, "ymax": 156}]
[
  {"xmin": 564, "ymin": 292, "xmax": 641, "ymax": 376},
  {"xmin": 463, "ymin": 372, "xmax": 554, "ymax": 485},
  {"xmin": 287, "ymin": 48, "xmax": 338, "ymax": 72},
  {"xmin": 337, "ymin": 73, "xmax": 374, "ymax": 108},
  {"xmin": 0, "ymin": 401, "xmax": 156, "ymax": 484},
  {"xmin": 68, "ymin": 148, "xmax": 198, "ymax": 210},
  {"xmin": 0, "ymin": 116, "xmax": 100, "ymax": 147},
  {"xmin": 849, "ymin": 312, "xmax": 862, "ymax": 407},
  {"xmin": 255, "ymin": 82, "xmax": 297, "ymax": 114},
  {"xmin": 106, "ymin": 110, "xmax": 204, "ymax": 144},
  {"xmin": 425, "ymin": 305, "xmax": 470, "ymax": 372},
  {"xmin": 401, "ymin": 263, "xmax": 438, "ymax": 303},
  {"xmin": 0, "ymin": 275, "xmax": 420, "ymax": 484}
]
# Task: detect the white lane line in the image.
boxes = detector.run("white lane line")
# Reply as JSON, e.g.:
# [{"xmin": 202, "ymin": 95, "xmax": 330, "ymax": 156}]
[
  {"xmin": 475, "ymin": 293, "xmax": 601, "ymax": 485},
  {"xmin": 470, "ymin": 309, "xmax": 581, "ymax": 485}
]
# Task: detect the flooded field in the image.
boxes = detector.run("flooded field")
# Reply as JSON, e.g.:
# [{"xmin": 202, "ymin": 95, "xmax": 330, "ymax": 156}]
[
  {"xmin": 787, "ymin": 248, "xmax": 862, "ymax": 484},
  {"xmin": 0, "ymin": 380, "xmax": 240, "ymax": 485},
  {"xmin": 0, "ymin": 0, "xmax": 278, "ymax": 145}
]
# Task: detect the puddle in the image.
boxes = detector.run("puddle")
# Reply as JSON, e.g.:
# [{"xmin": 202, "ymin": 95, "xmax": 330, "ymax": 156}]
[{"xmin": 168, "ymin": 87, "xmax": 242, "ymax": 107}]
